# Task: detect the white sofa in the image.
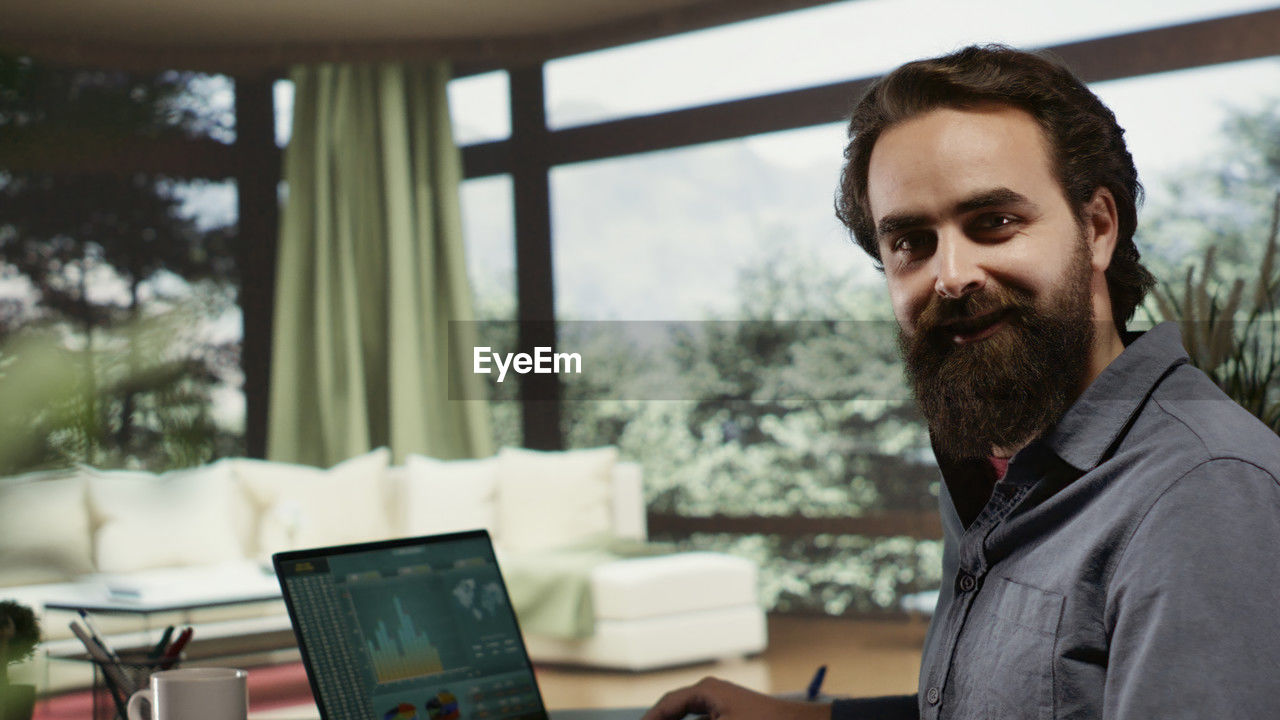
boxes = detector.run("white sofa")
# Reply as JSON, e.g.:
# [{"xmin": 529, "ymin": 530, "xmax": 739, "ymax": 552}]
[{"xmin": 0, "ymin": 446, "xmax": 766, "ymax": 693}]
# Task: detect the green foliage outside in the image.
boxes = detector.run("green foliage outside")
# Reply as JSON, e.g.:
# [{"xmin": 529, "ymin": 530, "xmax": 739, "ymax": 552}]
[
  {"xmin": 469, "ymin": 251, "xmax": 944, "ymax": 613},
  {"xmin": 0, "ymin": 55, "xmax": 240, "ymax": 473},
  {"xmin": 687, "ymin": 534, "xmax": 944, "ymax": 615},
  {"xmin": 470, "ymin": 292, "xmax": 523, "ymax": 449},
  {"xmin": 1146, "ymin": 195, "xmax": 1280, "ymax": 431},
  {"xmin": 1140, "ymin": 99, "xmax": 1280, "ymax": 432},
  {"xmin": 0, "ymin": 310, "xmax": 228, "ymax": 475},
  {"xmin": 549, "ymin": 251, "xmax": 944, "ymax": 615},
  {"xmin": 1139, "ymin": 99, "xmax": 1280, "ymax": 282}
]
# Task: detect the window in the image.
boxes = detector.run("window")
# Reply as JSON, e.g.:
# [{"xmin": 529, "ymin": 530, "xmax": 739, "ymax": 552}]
[
  {"xmin": 1094, "ymin": 57, "xmax": 1280, "ymax": 289},
  {"xmin": 1091, "ymin": 56, "xmax": 1280, "ymax": 210},
  {"xmin": 549, "ymin": 124, "xmax": 936, "ymax": 613},
  {"xmin": 545, "ymin": 0, "xmax": 1278, "ymax": 129},
  {"xmin": 0, "ymin": 62, "xmax": 243, "ymax": 470},
  {"xmin": 449, "ymin": 71, "xmax": 511, "ymax": 145},
  {"xmin": 550, "ymin": 124, "xmax": 872, "ymax": 321},
  {"xmin": 460, "ymin": 174, "xmax": 520, "ymax": 447},
  {"xmin": 460, "ymin": 175, "xmax": 516, "ymax": 319},
  {"xmin": 541, "ymin": 41, "xmax": 1280, "ymax": 614}
]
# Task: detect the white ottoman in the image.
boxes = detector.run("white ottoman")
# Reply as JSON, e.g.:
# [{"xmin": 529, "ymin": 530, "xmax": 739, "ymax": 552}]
[{"xmin": 523, "ymin": 552, "xmax": 767, "ymax": 670}]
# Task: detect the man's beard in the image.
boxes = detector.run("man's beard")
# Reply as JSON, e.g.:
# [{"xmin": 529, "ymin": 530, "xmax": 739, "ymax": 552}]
[{"xmin": 899, "ymin": 240, "xmax": 1095, "ymax": 460}]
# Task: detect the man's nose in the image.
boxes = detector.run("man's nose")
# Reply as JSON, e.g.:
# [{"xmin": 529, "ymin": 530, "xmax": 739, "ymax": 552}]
[{"xmin": 933, "ymin": 231, "xmax": 985, "ymax": 299}]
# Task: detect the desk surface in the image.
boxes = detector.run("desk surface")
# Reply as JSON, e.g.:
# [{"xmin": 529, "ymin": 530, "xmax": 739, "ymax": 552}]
[
  {"xmin": 553, "ymin": 710, "xmax": 644, "ymax": 720},
  {"xmin": 248, "ymin": 707, "xmax": 644, "ymax": 720}
]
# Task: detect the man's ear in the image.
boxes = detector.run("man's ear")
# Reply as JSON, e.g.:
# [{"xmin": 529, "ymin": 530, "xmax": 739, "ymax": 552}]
[{"xmin": 1083, "ymin": 187, "xmax": 1120, "ymax": 273}]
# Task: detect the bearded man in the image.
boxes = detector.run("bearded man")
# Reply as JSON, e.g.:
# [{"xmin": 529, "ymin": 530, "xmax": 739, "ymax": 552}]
[{"xmin": 644, "ymin": 45, "xmax": 1280, "ymax": 720}]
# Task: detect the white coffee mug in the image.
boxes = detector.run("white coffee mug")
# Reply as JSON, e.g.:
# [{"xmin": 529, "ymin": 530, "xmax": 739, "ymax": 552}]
[{"xmin": 127, "ymin": 667, "xmax": 249, "ymax": 720}]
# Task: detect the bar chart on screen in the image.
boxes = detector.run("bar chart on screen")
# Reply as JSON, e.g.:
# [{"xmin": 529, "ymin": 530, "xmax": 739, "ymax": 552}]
[{"xmin": 366, "ymin": 596, "xmax": 447, "ymax": 683}]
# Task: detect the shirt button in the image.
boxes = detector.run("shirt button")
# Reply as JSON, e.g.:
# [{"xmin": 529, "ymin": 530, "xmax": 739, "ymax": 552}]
[
  {"xmin": 957, "ymin": 572, "xmax": 977, "ymax": 593},
  {"xmin": 926, "ymin": 687, "xmax": 940, "ymax": 705}
]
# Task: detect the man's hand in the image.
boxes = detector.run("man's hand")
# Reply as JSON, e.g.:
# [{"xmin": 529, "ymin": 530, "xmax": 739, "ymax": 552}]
[{"xmin": 641, "ymin": 677, "xmax": 831, "ymax": 720}]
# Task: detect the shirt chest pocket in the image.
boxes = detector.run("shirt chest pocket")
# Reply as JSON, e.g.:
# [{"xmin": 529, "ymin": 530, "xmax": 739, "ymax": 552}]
[{"xmin": 949, "ymin": 577, "xmax": 1064, "ymax": 720}]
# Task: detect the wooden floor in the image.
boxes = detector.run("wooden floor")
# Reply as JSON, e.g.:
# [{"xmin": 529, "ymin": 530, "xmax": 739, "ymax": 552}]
[{"xmin": 533, "ymin": 615, "xmax": 928, "ymax": 710}]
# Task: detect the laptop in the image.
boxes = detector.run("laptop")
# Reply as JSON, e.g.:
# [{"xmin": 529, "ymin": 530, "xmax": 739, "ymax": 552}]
[{"xmin": 274, "ymin": 531, "xmax": 640, "ymax": 720}]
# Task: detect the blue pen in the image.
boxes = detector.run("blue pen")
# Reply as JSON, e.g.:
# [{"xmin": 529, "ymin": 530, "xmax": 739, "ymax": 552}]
[{"xmin": 806, "ymin": 665, "xmax": 827, "ymax": 701}]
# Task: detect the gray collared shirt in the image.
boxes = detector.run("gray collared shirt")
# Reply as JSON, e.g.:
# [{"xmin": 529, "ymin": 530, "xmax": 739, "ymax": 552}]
[{"xmin": 832, "ymin": 322, "xmax": 1280, "ymax": 719}]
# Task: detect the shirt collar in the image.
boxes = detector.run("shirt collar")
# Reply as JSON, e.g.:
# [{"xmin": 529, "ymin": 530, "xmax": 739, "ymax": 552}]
[{"xmin": 1042, "ymin": 321, "xmax": 1189, "ymax": 472}]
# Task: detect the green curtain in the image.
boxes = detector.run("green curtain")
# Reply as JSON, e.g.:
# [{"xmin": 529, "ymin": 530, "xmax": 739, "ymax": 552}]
[{"xmin": 268, "ymin": 62, "xmax": 493, "ymax": 466}]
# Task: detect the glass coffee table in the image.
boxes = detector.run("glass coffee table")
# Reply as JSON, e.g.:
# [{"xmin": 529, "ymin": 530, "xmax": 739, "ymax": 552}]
[{"xmin": 43, "ymin": 569, "xmax": 296, "ymax": 720}]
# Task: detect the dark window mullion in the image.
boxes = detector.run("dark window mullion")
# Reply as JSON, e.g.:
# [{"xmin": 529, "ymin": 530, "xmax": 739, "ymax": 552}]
[
  {"xmin": 507, "ymin": 63, "xmax": 562, "ymax": 450},
  {"xmin": 234, "ymin": 74, "xmax": 281, "ymax": 459}
]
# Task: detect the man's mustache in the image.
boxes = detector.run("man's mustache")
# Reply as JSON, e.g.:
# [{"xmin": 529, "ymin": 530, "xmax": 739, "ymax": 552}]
[{"xmin": 914, "ymin": 286, "xmax": 1036, "ymax": 340}]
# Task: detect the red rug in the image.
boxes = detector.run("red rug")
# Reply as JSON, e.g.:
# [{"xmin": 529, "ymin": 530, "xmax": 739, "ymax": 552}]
[{"xmin": 32, "ymin": 662, "xmax": 313, "ymax": 720}]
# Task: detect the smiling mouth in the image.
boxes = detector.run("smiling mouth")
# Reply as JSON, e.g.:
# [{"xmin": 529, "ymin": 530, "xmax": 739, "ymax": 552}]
[{"xmin": 940, "ymin": 309, "xmax": 1013, "ymax": 345}]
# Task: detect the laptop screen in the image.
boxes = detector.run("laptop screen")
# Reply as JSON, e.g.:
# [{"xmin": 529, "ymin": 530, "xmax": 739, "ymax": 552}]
[{"xmin": 275, "ymin": 531, "xmax": 550, "ymax": 720}]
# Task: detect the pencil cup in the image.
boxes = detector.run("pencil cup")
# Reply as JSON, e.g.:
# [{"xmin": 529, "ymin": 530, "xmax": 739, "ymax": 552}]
[
  {"xmin": 126, "ymin": 667, "xmax": 248, "ymax": 720},
  {"xmin": 90, "ymin": 653, "xmax": 177, "ymax": 720}
]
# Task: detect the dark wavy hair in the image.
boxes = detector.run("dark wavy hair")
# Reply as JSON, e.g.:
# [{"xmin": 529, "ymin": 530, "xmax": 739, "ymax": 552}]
[{"xmin": 835, "ymin": 44, "xmax": 1156, "ymax": 330}]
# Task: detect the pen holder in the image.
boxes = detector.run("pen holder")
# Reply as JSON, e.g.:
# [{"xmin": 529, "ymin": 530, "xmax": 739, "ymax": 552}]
[{"xmin": 90, "ymin": 652, "xmax": 183, "ymax": 720}]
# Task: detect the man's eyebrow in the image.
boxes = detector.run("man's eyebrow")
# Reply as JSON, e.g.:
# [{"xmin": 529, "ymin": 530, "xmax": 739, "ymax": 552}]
[
  {"xmin": 876, "ymin": 187, "xmax": 1037, "ymax": 241},
  {"xmin": 954, "ymin": 187, "xmax": 1035, "ymax": 215},
  {"xmin": 876, "ymin": 212, "xmax": 931, "ymax": 240}
]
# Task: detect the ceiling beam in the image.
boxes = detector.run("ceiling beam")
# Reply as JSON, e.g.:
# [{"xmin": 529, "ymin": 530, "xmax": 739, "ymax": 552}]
[
  {"xmin": 458, "ymin": 0, "xmax": 847, "ymax": 76},
  {"xmin": 2, "ymin": 0, "xmax": 848, "ymax": 75},
  {"xmin": 1053, "ymin": 7, "xmax": 1280, "ymax": 83}
]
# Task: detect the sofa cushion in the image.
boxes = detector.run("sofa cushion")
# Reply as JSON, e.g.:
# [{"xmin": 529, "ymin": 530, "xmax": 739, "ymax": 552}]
[
  {"xmin": 231, "ymin": 447, "xmax": 392, "ymax": 555},
  {"xmin": 86, "ymin": 461, "xmax": 251, "ymax": 573},
  {"xmin": 496, "ymin": 446, "xmax": 618, "ymax": 554},
  {"xmin": 589, "ymin": 551, "xmax": 759, "ymax": 620},
  {"xmin": 398, "ymin": 454, "xmax": 500, "ymax": 540},
  {"xmin": 522, "ymin": 604, "xmax": 767, "ymax": 671},
  {"xmin": 0, "ymin": 469, "xmax": 94, "ymax": 586}
]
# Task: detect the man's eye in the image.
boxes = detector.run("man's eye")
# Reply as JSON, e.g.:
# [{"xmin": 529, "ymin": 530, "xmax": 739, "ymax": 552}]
[
  {"xmin": 973, "ymin": 214, "xmax": 1017, "ymax": 232},
  {"xmin": 894, "ymin": 232, "xmax": 932, "ymax": 255}
]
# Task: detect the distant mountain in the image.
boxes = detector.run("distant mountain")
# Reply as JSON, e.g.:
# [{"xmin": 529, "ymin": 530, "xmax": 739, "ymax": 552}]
[{"xmin": 460, "ymin": 120, "xmax": 881, "ymax": 321}]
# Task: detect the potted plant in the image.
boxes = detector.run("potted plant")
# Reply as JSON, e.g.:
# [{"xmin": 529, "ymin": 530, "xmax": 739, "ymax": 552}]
[{"xmin": 0, "ymin": 600, "xmax": 40, "ymax": 720}]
